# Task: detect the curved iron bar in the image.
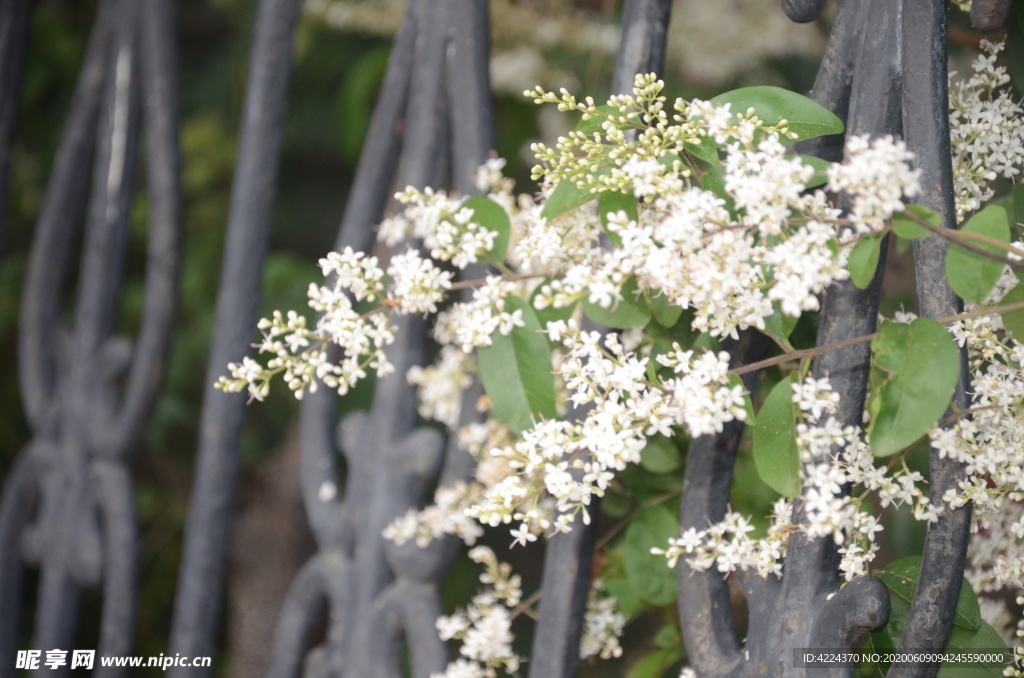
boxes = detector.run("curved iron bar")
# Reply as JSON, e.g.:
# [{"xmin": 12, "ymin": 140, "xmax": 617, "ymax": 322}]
[
  {"xmin": 528, "ymin": 3, "xmax": 674, "ymax": 676},
  {"xmin": 0, "ymin": 0, "xmax": 30, "ymax": 248},
  {"xmin": 773, "ymin": 0, "xmax": 902, "ymax": 669},
  {"xmin": 167, "ymin": 0, "xmax": 303, "ymax": 671},
  {"xmin": 269, "ymin": 0, "xmax": 502, "ymax": 675},
  {"xmin": 678, "ymin": 0, "xmax": 912, "ymax": 674},
  {"xmin": 0, "ymin": 3, "xmax": 110, "ymax": 667},
  {"xmin": 0, "ymin": 0, "xmax": 181, "ymax": 674},
  {"xmin": 782, "ymin": 0, "xmax": 827, "ymax": 23},
  {"xmin": 677, "ymin": 330, "xmax": 773, "ymax": 677},
  {"xmin": 684, "ymin": 0, "xmax": 987, "ymax": 675},
  {"xmin": 888, "ymin": 2, "xmax": 973, "ymax": 676},
  {"xmin": 971, "ymin": 0, "xmax": 1014, "ymax": 33}
]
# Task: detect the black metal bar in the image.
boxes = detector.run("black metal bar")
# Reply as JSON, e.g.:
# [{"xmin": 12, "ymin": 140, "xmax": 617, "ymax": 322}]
[
  {"xmin": 0, "ymin": 0, "xmax": 31, "ymax": 249},
  {"xmin": 332, "ymin": 0, "xmax": 421, "ymax": 254},
  {"xmin": 447, "ymin": 0, "xmax": 493, "ymax": 196},
  {"xmin": 168, "ymin": 0, "xmax": 302, "ymax": 671},
  {"xmin": 888, "ymin": 1, "xmax": 973, "ymax": 675},
  {"xmin": 0, "ymin": 5, "xmax": 114, "ymax": 670},
  {"xmin": 29, "ymin": 3, "xmax": 143, "ymax": 670},
  {"xmin": 265, "ymin": 557, "xmax": 330, "ymax": 678},
  {"xmin": 971, "ymin": 0, "xmax": 1013, "ymax": 33},
  {"xmin": 394, "ymin": 0, "xmax": 451, "ymax": 193},
  {"xmin": 17, "ymin": 0, "xmax": 112, "ymax": 432},
  {"xmin": 611, "ymin": 0, "xmax": 672, "ymax": 95},
  {"xmin": 530, "ymin": 4, "xmax": 672, "ymax": 676},
  {"xmin": 0, "ymin": 454, "xmax": 38, "ymax": 678},
  {"xmin": 105, "ymin": 0, "xmax": 183, "ymax": 458},
  {"xmin": 782, "ymin": 0, "xmax": 827, "ymax": 23},
  {"xmin": 677, "ymin": 331, "xmax": 771, "ymax": 677},
  {"xmin": 93, "ymin": 463, "xmax": 138, "ymax": 678},
  {"xmin": 775, "ymin": 0, "xmax": 900, "ymax": 670}
]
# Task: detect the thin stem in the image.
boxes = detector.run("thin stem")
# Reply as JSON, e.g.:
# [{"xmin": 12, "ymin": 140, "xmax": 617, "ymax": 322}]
[
  {"xmin": 903, "ymin": 208, "xmax": 1024, "ymax": 269},
  {"xmin": 731, "ymin": 299, "xmax": 1024, "ymax": 376},
  {"xmin": 594, "ymin": 489, "xmax": 682, "ymax": 552},
  {"xmin": 509, "ymin": 590, "xmax": 541, "ymax": 621},
  {"xmin": 936, "ymin": 404, "xmax": 998, "ymax": 428},
  {"xmin": 448, "ymin": 271, "xmax": 547, "ymax": 291}
]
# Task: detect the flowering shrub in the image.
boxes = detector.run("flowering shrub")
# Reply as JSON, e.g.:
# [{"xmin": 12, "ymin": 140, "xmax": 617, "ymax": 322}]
[{"xmin": 219, "ymin": 41, "xmax": 1024, "ymax": 678}]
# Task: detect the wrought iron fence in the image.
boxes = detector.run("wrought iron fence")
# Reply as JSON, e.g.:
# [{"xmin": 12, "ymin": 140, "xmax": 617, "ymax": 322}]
[{"xmin": 0, "ymin": 0, "xmax": 1013, "ymax": 676}]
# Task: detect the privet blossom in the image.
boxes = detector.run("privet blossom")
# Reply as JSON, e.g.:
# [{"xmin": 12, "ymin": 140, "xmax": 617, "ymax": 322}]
[{"xmin": 222, "ymin": 47, "xmax": 1024, "ymax": 673}]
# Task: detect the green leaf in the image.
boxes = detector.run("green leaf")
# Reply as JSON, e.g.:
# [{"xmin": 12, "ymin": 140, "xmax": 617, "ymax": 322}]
[
  {"xmin": 699, "ymin": 165, "xmax": 728, "ymax": 200},
  {"xmin": 463, "ymin": 195, "xmax": 511, "ymax": 263},
  {"xmin": 602, "ymin": 490, "xmax": 632, "ymax": 518},
  {"xmin": 603, "ymin": 549, "xmax": 645, "ymax": 617},
  {"xmin": 599, "ymin": 190, "xmax": 638, "ymax": 247},
  {"xmin": 653, "ymin": 623, "xmax": 682, "ymax": 649},
  {"xmin": 946, "ymin": 205, "xmax": 1010, "ymax": 305},
  {"xmin": 650, "ymin": 294, "xmax": 683, "ymax": 327},
  {"xmin": 605, "ymin": 577, "xmax": 644, "ymax": 618},
  {"xmin": 576, "ymin": 104, "xmax": 630, "ymax": 135},
  {"xmin": 711, "ymin": 86, "xmax": 844, "ymax": 144},
  {"xmin": 938, "ymin": 623, "xmax": 1011, "ymax": 678},
  {"xmin": 799, "ymin": 154, "xmax": 831, "ymax": 189},
  {"xmin": 622, "ymin": 502, "xmax": 680, "ymax": 607},
  {"xmin": 477, "ymin": 296, "xmax": 557, "ymax": 433},
  {"xmin": 999, "ymin": 284, "xmax": 1024, "ymax": 342},
  {"xmin": 874, "ymin": 557, "xmax": 980, "ymax": 632},
  {"xmin": 1013, "ymin": 182, "xmax": 1024, "ymax": 231},
  {"xmin": 867, "ymin": 318, "xmax": 960, "ymax": 456},
  {"xmin": 621, "ymin": 463, "xmax": 683, "ymax": 504},
  {"xmin": 683, "ymin": 139, "xmax": 719, "ymax": 165},
  {"xmin": 752, "ymin": 375, "xmax": 800, "ymax": 497},
  {"xmin": 583, "ymin": 276, "xmax": 653, "ymax": 329},
  {"xmin": 640, "ymin": 435, "xmax": 682, "ymax": 474},
  {"xmin": 763, "ymin": 301, "xmax": 798, "ymax": 350},
  {"xmin": 848, "ymin": 234, "xmax": 883, "ymax": 289},
  {"xmin": 541, "ymin": 179, "xmax": 597, "ymax": 221},
  {"xmin": 628, "ymin": 646, "xmax": 687, "ymax": 678},
  {"xmin": 892, "ymin": 204, "xmax": 941, "ymax": 240},
  {"xmin": 872, "ymin": 559, "xmax": 1007, "ymax": 678}
]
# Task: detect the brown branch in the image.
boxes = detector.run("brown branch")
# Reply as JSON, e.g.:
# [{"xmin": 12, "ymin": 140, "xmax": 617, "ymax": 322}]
[
  {"xmin": 902, "ymin": 208, "xmax": 1024, "ymax": 269},
  {"xmin": 731, "ymin": 299, "xmax": 1024, "ymax": 376}
]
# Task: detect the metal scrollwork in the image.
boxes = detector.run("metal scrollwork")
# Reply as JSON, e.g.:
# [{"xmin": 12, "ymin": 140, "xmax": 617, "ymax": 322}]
[
  {"xmin": 0, "ymin": 0, "xmax": 182, "ymax": 675},
  {"xmin": 266, "ymin": 1, "xmax": 494, "ymax": 676}
]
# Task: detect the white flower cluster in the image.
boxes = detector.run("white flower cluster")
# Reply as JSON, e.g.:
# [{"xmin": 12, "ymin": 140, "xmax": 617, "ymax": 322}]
[
  {"xmin": 382, "ymin": 481, "xmax": 485, "ymax": 548},
  {"xmin": 382, "ymin": 421, "xmax": 548, "ymax": 549},
  {"xmin": 926, "ymin": 269, "xmax": 1024, "ymax": 663},
  {"xmin": 381, "ymin": 187, "xmax": 499, "ymax": 270},
  {"xmin": 653, "ymin": 374, "xmax": 945, "ymax": 581},
  {"xmin": 950, "ymin": 40, "xmax": 1024, "ymax": 222},
  {"xmin": 525, "ymin": 77, "xmax": 920, "ymax": 339},
  {"xmin": 431, "ymin": 549, "xmax": 627, "ymax": 678},
  {"xmin": 444, "ymin": 276, "xmax": 526, "ymax": 352},
  {"xmin": 406, "ymin": 346, "xmax": 475, "ymax": 428},
  {"xmin": 579, "ymin": 580, "xmax": 627, "ymax": 660},
  {"xmin": 226, "ymin": 75, "xmax": 926, "ymax": 409},
  {"xmin": 216, "ymin": 249, "xmax": 397, "ymax": 401},
  {"xmin": 653, "ymin": 502, "xmax": 792, "ymax": 578},
  {"xmin": 826, "ymin": 134, "xmax": 921, "ymax": 237},
  {"xmin": 467, "ymin": 325, "xmax": 748, "ymax": 538},
  {"xmin": 433, "ymin": 547, "xmax": 523, "ymax": 678}
]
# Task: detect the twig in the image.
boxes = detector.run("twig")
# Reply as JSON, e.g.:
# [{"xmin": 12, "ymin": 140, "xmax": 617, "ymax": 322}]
[
  {"xmin": 731, "ymin": 299, "xmax": 1024, "ymax": 376},
  {"xmin": 902, "ymin": 209, "xmax": 1024, "ymax": 269}
]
